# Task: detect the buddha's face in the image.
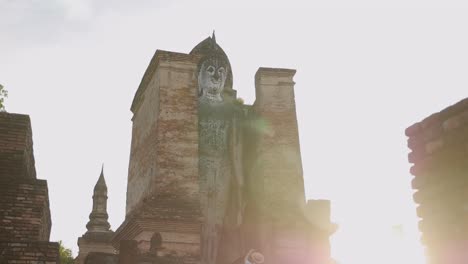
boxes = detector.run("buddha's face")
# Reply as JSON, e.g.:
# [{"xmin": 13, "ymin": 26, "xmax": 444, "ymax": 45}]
[{"xmin": 198, "ymin": 58, "xmax": 228, "ymax": 102}]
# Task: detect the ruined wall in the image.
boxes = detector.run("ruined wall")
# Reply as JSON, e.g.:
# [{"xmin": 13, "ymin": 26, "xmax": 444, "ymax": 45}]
[
  {"xmin": 0, "ymin": 178, "xmax": 51, "ymax": 241},
  {"xmin": 115, "ymin": 51, "xmax": 202, "ymax": 262},
  {"xmin": 126, "ymin": 51, "xmax": 200, "ymax": 217},
  {"xmin": 0, "ymin": 113, "xmax": 36, "ymax": 179},
  {"xmin": 406, "ymin": 98, "xmax": 468, "ymax": 264},
  {"xmin": 252, "ymin": 67, "xmax": 305, "ymax": 220},
  {"xmin": 0, "ymin": 241, "xmax": 60, "ymax": 264},
  {"xmin": 152, "ymin": 54, "xmax": 200, "ymax": 216},
  {"xmin": 0, "ymin": 112, "xmax": 59, "ymax": 264},
  {"xmin": 0, "ymin": 113, "xmax": 51, "ymax": 241},
  {"xmin": 243, "ymin": 68, "xmax": 334, "ymax": 264},
  {"xmin": 126, "ymin": 64, "xmax": 160, "ymax": 215}
]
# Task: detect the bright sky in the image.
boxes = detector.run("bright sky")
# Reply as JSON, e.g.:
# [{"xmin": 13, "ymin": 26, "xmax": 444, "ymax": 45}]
[{"xmin": 2, "ymin": 1, "xmax": 468, "ymax": 263}]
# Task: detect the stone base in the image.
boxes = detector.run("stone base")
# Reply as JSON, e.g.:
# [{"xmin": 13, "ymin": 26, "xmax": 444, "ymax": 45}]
[
  {"xmin": 112, "ymin": 216, "xmax": 201, "ymax": 262},
  {"xmin": 83, "ymin": 252, "xmax": 118, "ymax": 264},
  {"xmin": 76, "ymin": 232, "xmax": 116, "ymax": 264}
]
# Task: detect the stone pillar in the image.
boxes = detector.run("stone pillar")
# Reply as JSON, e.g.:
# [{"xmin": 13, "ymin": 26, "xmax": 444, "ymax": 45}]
[{"xmin": 406, "ymin": 98, "xmax": 468, "ymax": 264}]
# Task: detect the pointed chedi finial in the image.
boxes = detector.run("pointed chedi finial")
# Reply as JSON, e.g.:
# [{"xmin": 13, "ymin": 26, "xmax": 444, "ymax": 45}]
[
  {"xmin": 86, "ymin": 164, "xmax": 111, "ymax": 233},
  {"xmin": 94, "ymin": 163, "xmax": 106, "ymax": 192}
]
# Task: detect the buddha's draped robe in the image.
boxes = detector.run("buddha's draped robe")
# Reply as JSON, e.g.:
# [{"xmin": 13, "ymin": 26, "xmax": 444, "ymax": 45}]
[{"xmin": 199, "ymin": 101, "xmax": 244, "ymax": 264}]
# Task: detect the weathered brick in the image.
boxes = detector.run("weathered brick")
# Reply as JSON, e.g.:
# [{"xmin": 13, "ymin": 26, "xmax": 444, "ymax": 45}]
[{"xmin": 406, "ymin": 97, "xmax": 468, "ymax": 263}]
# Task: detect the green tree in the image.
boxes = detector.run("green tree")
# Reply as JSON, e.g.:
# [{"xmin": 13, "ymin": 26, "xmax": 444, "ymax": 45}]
[
  {"xmin": 0, "ymin": 84, "xmax": 7, "ymax": 111},
  {"xmin": 58, "ymin": 241, "xmax": 74, "ymax": 264}
]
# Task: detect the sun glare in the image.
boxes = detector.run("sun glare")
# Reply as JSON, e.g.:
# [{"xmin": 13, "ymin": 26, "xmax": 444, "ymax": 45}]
[{"xmin": 332, "ymin": 220, "xmax": 426, "ymax": 264}]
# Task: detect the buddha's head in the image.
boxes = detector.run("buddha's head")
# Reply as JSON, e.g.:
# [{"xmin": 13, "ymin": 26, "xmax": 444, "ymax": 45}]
[
  {"xmin": 191, "ymin": 32, "xmax": 235, "ymax": 103},
  {"xmin": 198, "ymin": 56, "xmax": 228, "ymax": 102}
]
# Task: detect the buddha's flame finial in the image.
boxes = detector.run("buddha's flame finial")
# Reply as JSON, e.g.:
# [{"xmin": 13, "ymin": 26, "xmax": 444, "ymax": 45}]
[{"xmin": 211, "ymin": 30, "xmax": 217, "ymax": 50}]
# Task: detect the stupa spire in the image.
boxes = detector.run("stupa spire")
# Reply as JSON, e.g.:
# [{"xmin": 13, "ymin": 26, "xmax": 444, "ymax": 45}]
[
  {"xmin": 76, "ymin": 165, "xmax": 115, "ymax": 264},
  {"xmin": 94, "ymin": 164, "xmax": 106, "ymax": 192},
  {"xmin": 86, "ymin": 165, "xmax": 111, "ymax": 232}
]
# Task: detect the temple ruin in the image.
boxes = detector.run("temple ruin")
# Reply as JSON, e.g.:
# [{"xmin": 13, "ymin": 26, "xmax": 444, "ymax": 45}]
[
  {"xmin": 10, "ymin": 33, "xmax": 468, "ymax": 264},
  {"xmin": 76, "ymin": 34, "xmax": 336, "ymax": 264}
]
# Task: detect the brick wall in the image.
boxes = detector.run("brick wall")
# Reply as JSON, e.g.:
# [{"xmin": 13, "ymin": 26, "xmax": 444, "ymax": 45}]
[
  {"xmin": 0, "ymin": 177, "xmax": 51, "ymax": 241},
  {"xmin": 0, "ymin": 112, "xmax": 36, "ymax": 179},
  {"xmin": 406, "ymin": 98, "xmax": 468, "ymax": 264},
  {"xmin": 0, "ymin": 241, "xmax": 59, "ymax": 264},
  {"xmin": 115, "ymin": 51, "xmax": 202, "ymax": 263},
  {"xmin": 0, "ymin": 112, "xmax": 58, "ymax": 264},
  {"xmin": 126, "ymin": 50, "xmax": 200, "ymax": 219},
  {"xmin": 252, "ymin": 67, "xmax": 306, "ymax": 221}
]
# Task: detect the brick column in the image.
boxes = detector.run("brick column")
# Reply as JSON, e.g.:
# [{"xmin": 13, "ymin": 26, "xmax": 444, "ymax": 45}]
[
  {"xmin": 113, "ymin": 51, "xmax": 202, "ymax": 263},
  {"xmin": 406, "ymin": 98, "xmax": 468, "ymax": 264},
  {"xmin": 252, "ymin": 67, "xmax": 305, "ymax": 221}
]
